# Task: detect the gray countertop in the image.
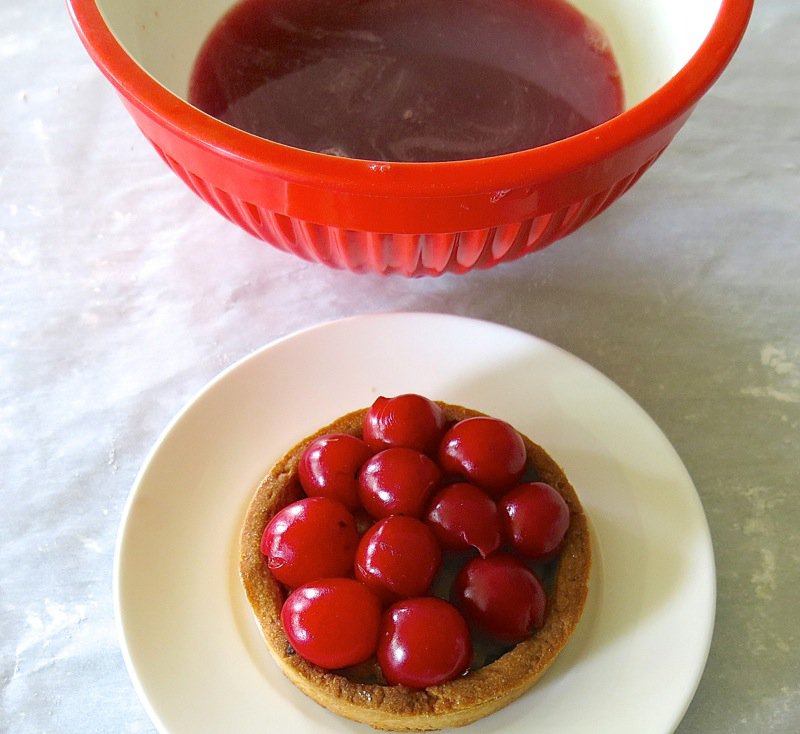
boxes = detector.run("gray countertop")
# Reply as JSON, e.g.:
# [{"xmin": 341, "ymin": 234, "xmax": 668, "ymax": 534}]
[{"xmin": 2, "ymin": 1, "xmax": 798, "ymax": 732}]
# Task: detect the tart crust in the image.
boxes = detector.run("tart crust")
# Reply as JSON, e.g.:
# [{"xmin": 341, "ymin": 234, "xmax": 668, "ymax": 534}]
[{"xmin": 240, "ymin": 403, "xmax": 591, "ymax": 731}]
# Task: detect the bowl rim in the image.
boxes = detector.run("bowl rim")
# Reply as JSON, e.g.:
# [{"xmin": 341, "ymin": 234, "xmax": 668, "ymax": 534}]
[{"xmin": 67, "ymin": 0, "xmax": 753, "ymax": 197}]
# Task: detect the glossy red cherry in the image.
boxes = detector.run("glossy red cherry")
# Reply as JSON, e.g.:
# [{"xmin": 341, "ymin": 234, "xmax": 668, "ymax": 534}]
[
  {"xmin": 261, "ymin": 497, "xmax": 358, "ymax": 588},
  {"xmin": 451, "ymin": 553, "xmax": 546, "ymax": 644},
  {"xmin": 377, "ymin": 597, "xmax": 472, "ymax": 688},
  {"xmin": 358, "ymin": 447, "xmax": 442, "ymax": 518},
  {"xmin": 281, "ymin": 578, "xmax": 382, "ymax": 669},
  {"xmin": 438, "ymin": 417, "xmax": 526, "ymax": 496},
  {"xmin": 298, "ymin": 433, "xmax": 373, "ymax": 510},
  {"xmin": 424, "ymin": 482, "xmax": 501, "ymax": 558},
  {"xmin": 355, "ymin": 515, "xmax": 442, "ymax": 602},
  {"xmin": 498, "ymin": 482, "xmax": 570, "ymax": 559},
  {"xmin": 363, "ymin": 394, "xmax": 446, "ymax": 455}
]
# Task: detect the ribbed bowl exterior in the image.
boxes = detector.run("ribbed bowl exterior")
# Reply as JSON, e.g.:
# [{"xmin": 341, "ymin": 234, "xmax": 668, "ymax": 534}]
[{"xmin": 153, "ymin": 142, "xmax": 665, "ymax": 276}]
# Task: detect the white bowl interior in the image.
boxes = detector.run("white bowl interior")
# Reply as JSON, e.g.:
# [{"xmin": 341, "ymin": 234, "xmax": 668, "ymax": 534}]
[{"xmin": 97, "ymin": 0, "xmax": 722, "ymax": 113}]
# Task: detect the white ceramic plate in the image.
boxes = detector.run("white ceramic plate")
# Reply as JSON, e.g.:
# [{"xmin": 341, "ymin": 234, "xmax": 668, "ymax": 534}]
[{"xmin": 115, "ymin": 312, "xmax": 715, "ymax": 734}]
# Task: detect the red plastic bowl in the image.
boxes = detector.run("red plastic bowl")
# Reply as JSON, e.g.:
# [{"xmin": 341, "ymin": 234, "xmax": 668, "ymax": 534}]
[{"xmin": 67, "ymin": 0, "xmax": 752, "ymax": 276}]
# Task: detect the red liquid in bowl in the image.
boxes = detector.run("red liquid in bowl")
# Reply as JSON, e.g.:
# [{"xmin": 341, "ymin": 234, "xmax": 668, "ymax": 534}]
[{"xmin": 188, "ymin": 0, "xmax": 623, "ymax": 162}]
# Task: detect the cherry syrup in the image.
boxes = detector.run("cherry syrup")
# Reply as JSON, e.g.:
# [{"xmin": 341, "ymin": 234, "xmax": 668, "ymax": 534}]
[{"xmin": 189, "ymin": 0, "xmax": 624, "ymax": 162}]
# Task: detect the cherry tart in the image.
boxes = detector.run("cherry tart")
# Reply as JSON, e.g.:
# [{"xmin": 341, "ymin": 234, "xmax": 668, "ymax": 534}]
[{"xmin": 240, "ymin": 399, "xmax": 591, "ymax": 731}]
